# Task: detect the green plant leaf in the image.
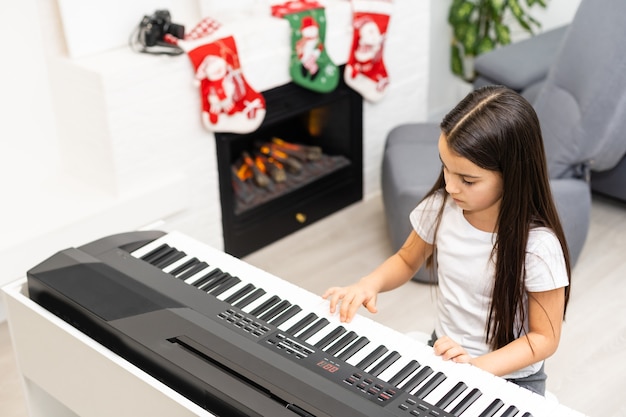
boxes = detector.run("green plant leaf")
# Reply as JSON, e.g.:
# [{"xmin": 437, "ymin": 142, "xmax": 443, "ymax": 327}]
[
  {"xmin": 509, "ymin": 0, "xmax": 533, "ymax": 32},
  {"xmin": 450, "ymin": 44, "xmax": 465, "ymax": 77},
  {"xmin": 494, "ymin": 22, "xmax": 511, "ymax": 45},
  {"xmin": 476, "ymin": 36, "xmax": 495, "ymax": 55},
  {"xmin": 489, "ymin": 0, "xmax": 506, "ymax": 14},
  {"xmin": 461, "ymin": 23, "xmax": 479, "ymax": 54},
  {"xmin": 448, "ymin": 0, "xmax": 475, "ymax": 25}
]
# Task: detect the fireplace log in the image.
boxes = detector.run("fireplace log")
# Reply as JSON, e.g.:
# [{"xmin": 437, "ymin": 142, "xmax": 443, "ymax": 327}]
[
  {"xmin": 272, "ymin": 137, "xmax": 322, "ymax": 160},
  {"xmin": 242, "ymin": 151, "xmax": 271, "ymax": 188},
  {"xmin": 256, "ymin": 154, "xmax": 286, "ymax": 183},
  {"xmin": 231, "ymin": 165, "xmax": 255, "ymax": 204},
  {"xmin": 259, "ymin": 145, "xmax": 303, "ymax": 173}
]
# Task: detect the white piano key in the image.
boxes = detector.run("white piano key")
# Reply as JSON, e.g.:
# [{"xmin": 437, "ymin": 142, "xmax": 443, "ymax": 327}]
[
  {"xmin": 183, "ymin": 267, "xmax": 219, "ymax": 286},
  {"xmin": 161, "ymin": 255, "xmax": 195, "ymax": 274},
  {"xmin": 239, "ymin": 293, "xmax": 274, "ymax": 314},
  {"xmin": 376, "ymin": 356, "xmax": 413, "ymax": 383},
  {"xmin": 130, "ymin": 238, "xmax": 170, "ymax": 258},
  {"xmin": 305, "ymin": 323, "xmax": 342, "ymax": 346},
  {"xmin": 129, "ymin": 232, "xmax": 585, "ymax": 417},
  {"xmin": 215, "ymin": 281, "xmax": 248, "ymax": 301}
]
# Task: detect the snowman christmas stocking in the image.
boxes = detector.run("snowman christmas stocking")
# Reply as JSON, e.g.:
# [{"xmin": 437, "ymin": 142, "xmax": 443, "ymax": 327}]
[
  {"xmin": 344, "ymin": 0, "xmax": 392, "ymax": 102},
  {"xmin": 272, "ymin": 1, "xmax": 340, "ymax": 93},
  {"xmin": 169, "ymin": 18, "xmax": 266, "ymax": 134}
]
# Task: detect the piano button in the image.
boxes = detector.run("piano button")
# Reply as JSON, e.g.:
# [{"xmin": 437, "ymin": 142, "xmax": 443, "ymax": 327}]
[
  {"xmin": 153, "ymin": 249, "xmax": 186, "ymax": 269},
  {"xmin": 208, "ymin": 275, "xmax": 241, "ymax": 297},
  {"xmin": 140, "ymin": 243, "xmax": 172, "ymax": 263},
  {"xmin": 170, "ymin": 257, "xmax": 201, "ymax": 277},
  {"xmin": 324, "ymin": 331, "xmax": 357, "ymax": 356},
  {"xmin": 270, "ymin": 305, "xmax": 302, "ymax": 327},
  {"xmin": 297, "ymin": 318, "xmax": 330, "ymax": 341},
  {"xmin": 368, "ymin": 350, "xmax": 401, "ymax": 377},
  {"xmin": 449, "ymin": 388, "xmax": 482, "ymax": 416},
  {"xmin": 177, "ymin": 261, "xmax": 209, "ymax": 280},
  {"xmin": 233, "ymin": 288, "xmax": 266, "ymax": 309},
  {"xmin": 433, "ymin": 381, "xmax": 468, "ymax": 410},
  {"xmin": 385, "ymin": 359, "xmax": 420, "ymax": 387},
  {"xmin": 338, "ymin": 337, "xmax": 370, "ymax": 362},
  {"xmin": 355, "ymin": 345, "xmax": 388, "ymax": 371},
  {"xmin": 222, "ymin": 283, "xmax": 256, "ymax": 304},
  {"xmin": 401, "ymin": 366, "xmax": 434, "ymax": 393},
  {"xmin": 259, "ymin": 299, "xmax": 291, "ymax": 322},
  {"xmin": 249, "ymin": 295, "xmax": 282, "ymax": 317},
  {"xmin": 311, "ymin": 326, "xmax": 346, "ymax": 349},
  {"xmin": 413, "ymin": 371, "xmax": 446, "ymax": 399},
  {"xmin": 285, "ymin": 312, "xmax": 318, "ymax": 336}
]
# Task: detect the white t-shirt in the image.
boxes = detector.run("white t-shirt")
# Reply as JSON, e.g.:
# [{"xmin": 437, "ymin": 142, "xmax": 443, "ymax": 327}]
[{"xmin": 410, "ymin": 192, "xmax": 569, "ymax": 379}]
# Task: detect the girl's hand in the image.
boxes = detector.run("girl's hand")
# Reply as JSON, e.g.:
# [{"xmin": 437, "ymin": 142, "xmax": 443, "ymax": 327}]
[
  {"xmin": 322, "ymin": 283, "xmax": 378, "ymax": 323},
  {"xmin": 433, "ymin": 336, "xmax": 473, "ymax": 364}
]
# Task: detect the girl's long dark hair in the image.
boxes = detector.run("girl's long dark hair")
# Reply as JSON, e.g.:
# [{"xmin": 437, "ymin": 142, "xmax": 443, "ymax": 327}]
[{"xmin": 423, "ymin": 85, "xmax": 571, "ymax": 350}]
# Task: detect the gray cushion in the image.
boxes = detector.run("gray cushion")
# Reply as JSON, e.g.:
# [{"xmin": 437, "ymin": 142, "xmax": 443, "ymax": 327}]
[{"xmin": 473, "ymin": 26, "xmax": 568, "ymax": 91}]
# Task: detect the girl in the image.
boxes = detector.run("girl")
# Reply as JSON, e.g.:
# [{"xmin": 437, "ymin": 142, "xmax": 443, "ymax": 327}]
[{"xmin": 322, "ymin": 86, "xmax": 571, "ymax": 395}]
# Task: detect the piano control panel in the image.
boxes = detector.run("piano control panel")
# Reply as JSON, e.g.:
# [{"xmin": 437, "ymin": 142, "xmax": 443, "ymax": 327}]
[{"xmin": 213, "ymin": 303, "xmax": 452, "ymax": 416}]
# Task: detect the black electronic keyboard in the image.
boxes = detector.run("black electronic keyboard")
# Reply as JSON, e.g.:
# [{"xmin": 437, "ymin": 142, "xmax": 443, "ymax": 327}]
[{"xmin": 26, "ymin": 231, "xmax": 585, "ymax": 417}]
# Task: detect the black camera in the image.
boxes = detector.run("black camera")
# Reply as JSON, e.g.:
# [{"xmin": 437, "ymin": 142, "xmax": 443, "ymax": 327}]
[{"xmin": 140, "ymin": 10, "xmax": 185, "ymax": 47}]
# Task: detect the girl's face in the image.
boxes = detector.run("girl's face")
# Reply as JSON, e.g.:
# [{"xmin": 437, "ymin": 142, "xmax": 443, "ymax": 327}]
[{"xmin": 438, "ymin": 134, "xmax": 503, "ymax": 229}]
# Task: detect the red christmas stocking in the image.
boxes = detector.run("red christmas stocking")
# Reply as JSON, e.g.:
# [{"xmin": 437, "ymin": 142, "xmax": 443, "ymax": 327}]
[
  {"xmin": 344, "ymin": 0, "xmax": 392, "ymax": 102},
  {"xmin": 169, "ymin": 18, "xmax": 266, "ymax": 134}
]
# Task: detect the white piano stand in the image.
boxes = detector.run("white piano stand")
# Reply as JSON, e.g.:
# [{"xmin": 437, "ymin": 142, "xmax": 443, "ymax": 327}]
[{"xmin": 2, "ymin": 278, "xmax": 216, "ymax": 417}]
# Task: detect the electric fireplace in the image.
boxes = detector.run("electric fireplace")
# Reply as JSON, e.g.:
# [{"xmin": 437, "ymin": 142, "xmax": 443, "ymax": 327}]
[{"xmin": 216, "ymin": 72, "xmax": 363, "ymax": 257}]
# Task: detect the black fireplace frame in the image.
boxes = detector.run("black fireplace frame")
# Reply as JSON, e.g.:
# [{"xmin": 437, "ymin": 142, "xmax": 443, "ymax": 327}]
[{"xmin": 215, "ymin": 74, "xmax": 363, "ymax": 258}]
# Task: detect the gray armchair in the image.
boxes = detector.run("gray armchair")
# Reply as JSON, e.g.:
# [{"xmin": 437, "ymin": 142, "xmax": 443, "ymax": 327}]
[{"xmin": 381, "ymin": 0, "xmax": 626, "ymax": 282}]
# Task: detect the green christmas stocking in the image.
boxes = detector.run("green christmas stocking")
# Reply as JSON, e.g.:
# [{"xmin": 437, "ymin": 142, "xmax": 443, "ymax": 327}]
[{"xmin": 272, "ymin": 1, "xmax": 340, "ymax": 93}]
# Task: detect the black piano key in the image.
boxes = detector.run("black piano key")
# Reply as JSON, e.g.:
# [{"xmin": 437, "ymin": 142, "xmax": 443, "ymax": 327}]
[
  {"xmin": 170, "ymin": 257, "xmax": 201, "ymax": 277},
  {"xmin": 324, "ymin": 331, "xmax": 357, "ymax": 356},
  {"xmin": 336, "ymin": 336, "xmax": 369, "ymax": 361},
  {"xmin": 387, "ymin": 360, "xmax": 420, "ymax": 387},
  {"xmin": 208, "ymin": 275, "xmax": 241, "ymax": 297},
  {"xmin": 499, "ymin": 405, "xmax": 520, "ymax": 417},
  {"xmin": 314, "ymin": 326, "xmax": 346, "ymax": 349},
  {"xmin": 140, "ymin": 244, "xmax": 171, "ymax": 263},
  {"xmin": 259, "ymin": 300, "xmax": 291, "ymax": 322},
  {"xmin": 201, "ymin": 273, "xmax": 232, "ymax": 293},
  {"xmin": 478, "ymin": 398, "xmax": 505, "ymax": 417},
  {"xmin": 191, "ymin": 268, "xmax": 224, "ymax": 288},
  {"xmin": 285, "ymin": 313, "xmax": 318, "ymax": 336},
  {"xmin": 297, "ymin": 318, "xmax": 330, "ymax": 341},
  {"xmin": 435, "ymin": 381, "xmax": 467, "ymax": 409},
  {"xmin": 355, "ymin": 345, "xmax": 388, "ymax": 371},
  {"xmin": 269, "ymin": 305, "xmax": 302, "ymax": 327},
  {"xmin": 414, "ymin": 371, "xmax": 446, "ymax": 399},
  {"xmin": 223, "ymin": 283, "xmax": 256, "ymax": 304},
  {"xmin": 368, "ymin": 351, "xmax": 401, "ymax": 377},
  {"xmin": 249, "ymin": 295, "xmax": 281, "ymax": 317},
  {"xmin": 449, "ymin": 388, "xmax": 482, "ymax": 416},
  {"xmin": 233, "ymin": 288, "xmax": 266, "ymax": 309},
  {"xmin": 153, "ymin": 249, "xmax": 186, "ymax": 269},
  {"xmin": 400, "ymin": 366, "xmax": 433, "ymax": 392},
  {"xmin": 521, "ymin": 412, "xmax": 532, "ymax": 417},
  {"xmin": 177, "ymin": 261, "xmax": 209, "ymax": 280}
]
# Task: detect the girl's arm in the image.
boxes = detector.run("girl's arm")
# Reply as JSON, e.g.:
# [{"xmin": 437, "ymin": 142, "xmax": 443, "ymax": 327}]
[
  {"xmin": 322, "ymin": 230, "xmax": 433, "ymax": 323},
  {"xmin": 434, "ymin": 287, "xmax": 566, "ymax": 377}
]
